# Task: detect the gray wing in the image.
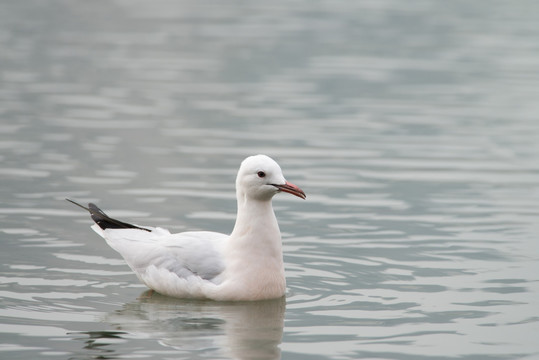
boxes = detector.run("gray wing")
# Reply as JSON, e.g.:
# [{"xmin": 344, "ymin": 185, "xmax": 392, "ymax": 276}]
[
  {"xmin": 150, "ymin": 236, "xmax": 225, "ymax": 281},
  {"xmin": 102, "ymin": 229, "xmax": 227, "ymax": 284}
]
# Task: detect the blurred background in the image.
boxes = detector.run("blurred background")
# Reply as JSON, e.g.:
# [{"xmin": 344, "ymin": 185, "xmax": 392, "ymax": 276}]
[{"xmin": 1, "ymin": 1, "xmax": 538, "ymax": 359}]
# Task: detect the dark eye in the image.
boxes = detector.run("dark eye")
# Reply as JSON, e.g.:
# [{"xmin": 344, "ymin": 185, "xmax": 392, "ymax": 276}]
[{"xmin": 257, "ymin": 171, "xmax": 266, "ymax": 178}]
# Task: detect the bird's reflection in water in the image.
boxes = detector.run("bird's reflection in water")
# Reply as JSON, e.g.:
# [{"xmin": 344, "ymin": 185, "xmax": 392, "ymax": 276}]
[
  {"xmin": 106, "ymin": 290, "xmax": 286, "ymax": 359},
  {"xmin": 69, "ymin": 330, "xmax": 128, "ymax": 360}
]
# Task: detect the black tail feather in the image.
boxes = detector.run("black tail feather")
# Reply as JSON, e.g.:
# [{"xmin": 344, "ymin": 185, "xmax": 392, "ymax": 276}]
[{"xmin": 66, "ymin": 199, "xmax": 151, "ymax": 232}]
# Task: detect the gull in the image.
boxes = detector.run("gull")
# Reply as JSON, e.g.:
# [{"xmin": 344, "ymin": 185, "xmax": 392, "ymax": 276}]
[{"xmin": 67, "ymin": 154, "xmax": 305, "ymax": 301}]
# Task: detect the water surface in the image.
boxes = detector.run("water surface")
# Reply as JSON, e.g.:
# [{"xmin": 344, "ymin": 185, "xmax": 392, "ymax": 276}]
[{"xmin": 1, "ymin": 1, "xmax": 539, "ymax": 359}]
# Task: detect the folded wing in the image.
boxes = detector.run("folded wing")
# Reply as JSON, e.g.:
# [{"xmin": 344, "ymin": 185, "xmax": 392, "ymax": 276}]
[{"xmin": 95, "ymin": 226, "xmax": 227, "ymax": 285}]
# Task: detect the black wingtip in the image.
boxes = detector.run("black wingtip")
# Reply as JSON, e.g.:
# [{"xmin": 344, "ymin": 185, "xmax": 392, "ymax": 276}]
[
  {"xmin": 66, "ymin": 198, "xmax": 90, "ymax": 211},
  {"xmin": 67, "ymin": 198, "xmax": 151, "ymax": 232}
]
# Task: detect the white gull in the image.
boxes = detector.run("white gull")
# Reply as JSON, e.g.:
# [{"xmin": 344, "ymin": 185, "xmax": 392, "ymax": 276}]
[{"xmin": 67, "ymin": 154, "xmax": 305, "ymax": 301}]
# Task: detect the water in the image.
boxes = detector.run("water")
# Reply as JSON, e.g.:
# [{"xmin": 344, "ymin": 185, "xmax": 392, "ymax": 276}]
[{"xmin": 1, "ymin": 1, "xmax": 539, "ymax": 359}]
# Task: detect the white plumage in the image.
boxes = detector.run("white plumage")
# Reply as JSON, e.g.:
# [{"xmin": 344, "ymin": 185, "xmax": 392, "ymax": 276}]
[{"xmin": 69, "ymin": 154, "xmax": 305, "ymax": 301}]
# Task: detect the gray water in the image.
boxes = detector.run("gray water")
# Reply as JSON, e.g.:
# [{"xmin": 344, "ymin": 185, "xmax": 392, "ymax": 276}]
[{"xmin": 1, "ymin": 1, "xmax": 539, "ymax": 359}]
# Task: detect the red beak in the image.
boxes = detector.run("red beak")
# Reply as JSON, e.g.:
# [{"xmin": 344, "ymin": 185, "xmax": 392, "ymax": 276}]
[{"xmin": 273, "ymin": 181, "xmax": 306, "ymax": 199}]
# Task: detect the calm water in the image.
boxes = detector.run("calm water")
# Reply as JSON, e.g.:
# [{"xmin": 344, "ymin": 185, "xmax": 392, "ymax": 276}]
[{"xmin": 1, "ymin": 1, "xmax": 539, "ymax": 359}]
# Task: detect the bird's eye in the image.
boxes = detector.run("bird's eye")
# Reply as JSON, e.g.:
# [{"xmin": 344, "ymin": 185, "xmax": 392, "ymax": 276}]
[{"xmin": 257, "ymin": 171, "xmax": 266, "ymax": 178}]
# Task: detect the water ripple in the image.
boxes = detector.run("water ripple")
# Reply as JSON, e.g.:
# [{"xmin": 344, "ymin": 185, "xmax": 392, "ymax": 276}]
[{"xmin": 1, "ymin": 0, "xmax": 539, "ymax": 359}]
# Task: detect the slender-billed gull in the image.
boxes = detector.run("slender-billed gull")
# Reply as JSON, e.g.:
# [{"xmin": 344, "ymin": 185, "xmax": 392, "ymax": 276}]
[{"xmin": 67, "ymin": 154, "xmax": 305, "ymax": 301}]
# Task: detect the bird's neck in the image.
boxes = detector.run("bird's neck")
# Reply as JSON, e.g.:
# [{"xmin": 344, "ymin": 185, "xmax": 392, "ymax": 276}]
[
  {"xmin": 230, "ymin": 192, "xmax": 282, "ymax": 257},
  {"xmin": 232, "ymin": 194, "xmax": 281, "ymax": 238}
]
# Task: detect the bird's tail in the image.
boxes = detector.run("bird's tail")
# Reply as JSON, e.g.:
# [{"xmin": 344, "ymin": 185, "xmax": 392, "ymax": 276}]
[{"xmin": 66, "ymin": 198, "xmax": 151, "ymax": 232}]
